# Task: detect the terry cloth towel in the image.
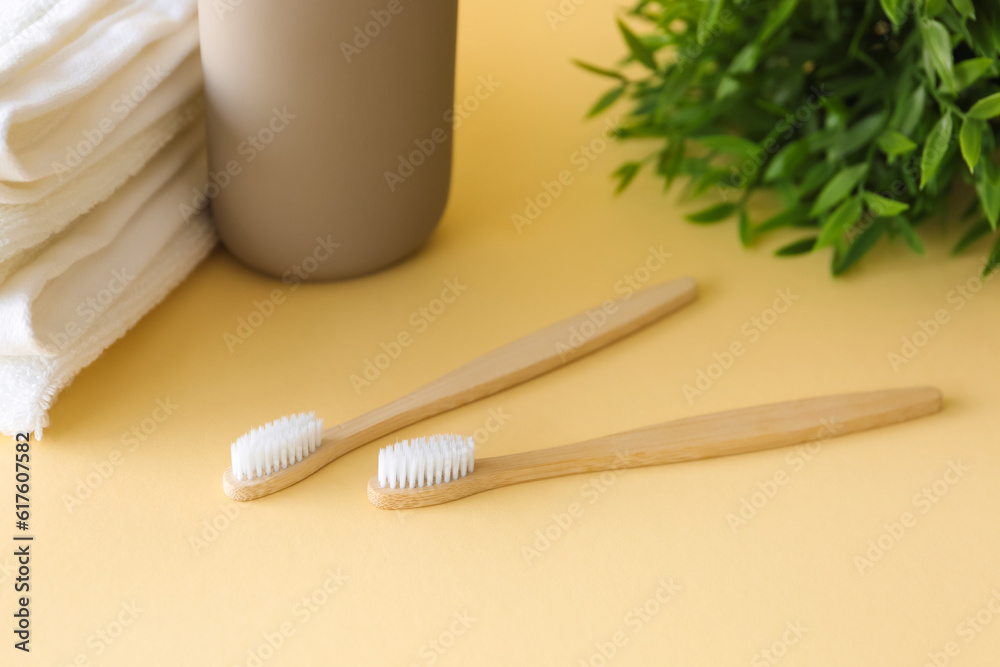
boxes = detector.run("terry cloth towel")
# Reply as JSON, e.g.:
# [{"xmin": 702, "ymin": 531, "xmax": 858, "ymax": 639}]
[
  {"xmin": 0, "ymin": 152, "xmax": 216, "ymax": 437},
  {"xmin": 0, "ymin": 0, "xmax": 215, "ymax": 437}
]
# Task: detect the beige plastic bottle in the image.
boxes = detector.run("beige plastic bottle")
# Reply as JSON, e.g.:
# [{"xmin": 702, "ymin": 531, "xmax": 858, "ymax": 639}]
[{"xmin": 197, "ymin": 0, "xmax": 458, "ymax": 280}]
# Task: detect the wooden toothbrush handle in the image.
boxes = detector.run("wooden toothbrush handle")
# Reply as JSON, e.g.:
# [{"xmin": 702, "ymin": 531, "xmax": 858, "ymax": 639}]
[
  {"xmin": 226, "ymin": 277, "xmax": 697, "ymax": 500},
  {"xmin": 367, "ymin": 387, "xmax": 942, "ymax": 509},
  {"xmin": 487, "ymin": 386, "xmax": 942, "ymax": 480},
  {"xmin": 330, "ymin": 276, "xmax": 698, "ymax": 450}
]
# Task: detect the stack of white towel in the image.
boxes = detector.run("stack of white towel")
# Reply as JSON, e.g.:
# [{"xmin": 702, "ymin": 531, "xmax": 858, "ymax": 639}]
[{"xmin": 0, "ymin": 0, "xmax": 215, "ymax": 438}]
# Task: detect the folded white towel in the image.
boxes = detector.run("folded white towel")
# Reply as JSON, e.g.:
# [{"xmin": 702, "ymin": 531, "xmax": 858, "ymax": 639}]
[
  {"xmin": 0, "ymin": 151, "xmax": 216, "ymax": 438},
  {"xmin": 0, "ymin": 92, "xmax": 204, "ymax": 282},
  {"xmin": 0, "ymin": 0, "xmax": 197, "ymax": 182},
  {"xmin": 0, "ymin": 119, "xmax": 206, "ymax": 356},
  {"xmin": 0, "ymin": 32, "xmax": 202, "ymax": 199},
  {"xmin": 0, "ymin": 0, "xmax": 215, "ymax": 437}
]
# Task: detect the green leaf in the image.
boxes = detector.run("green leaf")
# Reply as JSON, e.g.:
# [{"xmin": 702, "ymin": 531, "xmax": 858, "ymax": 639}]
[
  {"xmin": 829, "ymin": 113, "xmax": 886, "ymax": 162},
  {"xmin": 755, "ymin": 99, "xmax": 791, "ymax": 118},
  {"xmin": 975, "ymin": 161, "xmax": 1000, "ymax": 229},
  {"xmin": 877, "ymin": 129, "xmax": 918, "ymax": 162},
  {"xmin": 715, "ymin": 75, "xmax": 741, "ymax": 100},
  {"xmin": 983, "ymin": 235, "xmax": 1000, "ymax": 277},
  {"xmin": 833, "ymin": 219, "xmax": 887, "ymax": 275},
  {"xmin": 955, "ymin": 58, "xmax": 993, "ymax": 90},
  {"xmin": 925, "ymin": 0, "xmax": 947, "ymax": 17},
  {"xmin": 587, "ymin": 86, "xmax": 625, "ymax": 117},
  {"xmin": 968, "ymin": 92, "xmax": 1000, "ymax": 120},
  {"xmin": 879, "ymin": 0, "xmax": 900, "ymax": 24},
  {"xmin": 815, "ymin": 197, "xmax": 864, "ymax": 249},
  {"xmin": 613, "ymin": 161, "xmax": 641, "ymax": 193},
  {"xmin": 775, "ymin": 180, "xmax": 798, "ymax": 207},
  {"xmin": 690, "ymin": 168, "xmax": 731, "ymax": 197},
  {"xmin": 763, "ymin": 140, "xmax": 808, "ymax": 183},
  {"xmin": 960, "ymin": 118, "xmax": 983, "ymax": 173},
  {"xmin": 697, "ymin": 0, "xmax": 723, "ymax": 45},
  {"xmin": 967, "ymin": 12, "xmax": 1000, "ymax": 59},
  {"xmin": 806, "ymin": 127, "xmax": 839, "ymax": 153},
  {"xmin": 798, "ymin": 161, "xmax": 837, "ymax": 197},
  {"xmin": 920, "ymin": 112, "xmax": 953, "ymax": 189},
  {"xmin": 863, "ymin": 191, "xmax": 910, "ymax": 217},
  {"xmin": 696, "ymin": 134, "xmax": 759, "ymax": 155},
  {"xmin": 618, "ymin": 20, "xmax": 657, "ymax": 70},
  {"xmin": 728, "ymin": 43, "xmax": 761, "ymax": 74},
  {"xmin": 894, "ymin": 217, "xmax": 926, "ymax": 255},
  {"xmin": 919, "ymin": 18, "xmax": 957, "ymax": 92},
  {"xmin": 898, "ymin": 85, "xmax": 927, "ymax": 137},
  {"xmin": 657, "ymin": 141, "xmax": 685, "ymax": 187},
  {"xmin": 951, "ymin": 218, "xmax": 991, "ymax": 255},
  {"xmin": 585, "ymin": 0, "xmax": 1000, "ymax": 277},
  {"xmin": 573, "ymin": 60, "xmax": 626, "ymax": 80},
  {"xmin": 685, "ymin": 202, "xmax": 738, "ymax": 223},
  {"xmin": 951, "ymin": 0, "xmax": 976, "ymax": 20},
  {"xmin": 775, "ymin": 237, "xmax": 817, "ymax": 256},
  {"xmin": 757, "ymin": 207, "xmax": 807, "ymax": 235},
  {"xmin": 760, "ymin": 0, "xmax": 800, "ymax": 42},
  {"xmin": 738, "ymin": 209, "xmax": 752, "ymax": 247},
  {"xmin": 809, "ymin": 164, "xmax": 868, "ymax": 216}
]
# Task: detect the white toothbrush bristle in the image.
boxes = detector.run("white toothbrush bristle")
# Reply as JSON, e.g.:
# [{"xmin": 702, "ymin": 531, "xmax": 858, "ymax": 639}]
[
  {"xmin": 377, "ymin": 434, "xmax": 475, "ymax": 489},
  {"xmin": 230, "ymin": 412, "xmax": 323, "ymax": 481}
]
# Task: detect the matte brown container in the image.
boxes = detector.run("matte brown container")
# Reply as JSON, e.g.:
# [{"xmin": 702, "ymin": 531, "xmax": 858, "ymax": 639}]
[{"xmin": 197, "ymin": 0, "xmax": 458, "ymax": 280}]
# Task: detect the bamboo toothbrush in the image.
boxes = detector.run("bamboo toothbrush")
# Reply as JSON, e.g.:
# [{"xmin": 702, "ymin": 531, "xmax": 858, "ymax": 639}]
[
  {"xmin": 366, "ymin": 387, "xmax": 942, "ymax": 510},
  {"xmin": 223, "ymin": 277, "xmax": 698, "ymax": 500}
]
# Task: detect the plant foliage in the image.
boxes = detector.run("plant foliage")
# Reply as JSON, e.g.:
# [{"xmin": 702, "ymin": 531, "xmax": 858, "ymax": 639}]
[{"xmin": 579, "ymin": 0, "xmax": 1000, "ymax": 275}]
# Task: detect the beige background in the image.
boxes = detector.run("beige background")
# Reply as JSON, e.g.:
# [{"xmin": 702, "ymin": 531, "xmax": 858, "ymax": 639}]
[{"xmin": 9, "ymin": 1, "xmax": 1000, "ymax": 665}]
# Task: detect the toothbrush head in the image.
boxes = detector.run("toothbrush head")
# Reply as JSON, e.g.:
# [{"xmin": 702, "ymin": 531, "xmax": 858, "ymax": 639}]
[
  {"xmin": 377, "ymin": 434, "xmax": 475, "ymax": 490},
  {"xmin": 229, "ymin": 412, "xmax": 324, "ymax": 482}
]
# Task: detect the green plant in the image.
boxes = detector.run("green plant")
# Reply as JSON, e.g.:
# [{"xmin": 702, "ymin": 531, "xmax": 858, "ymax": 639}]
[{"xmin": 578, "ymin": 0, "xmax": 1000, "ymax": 275}]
